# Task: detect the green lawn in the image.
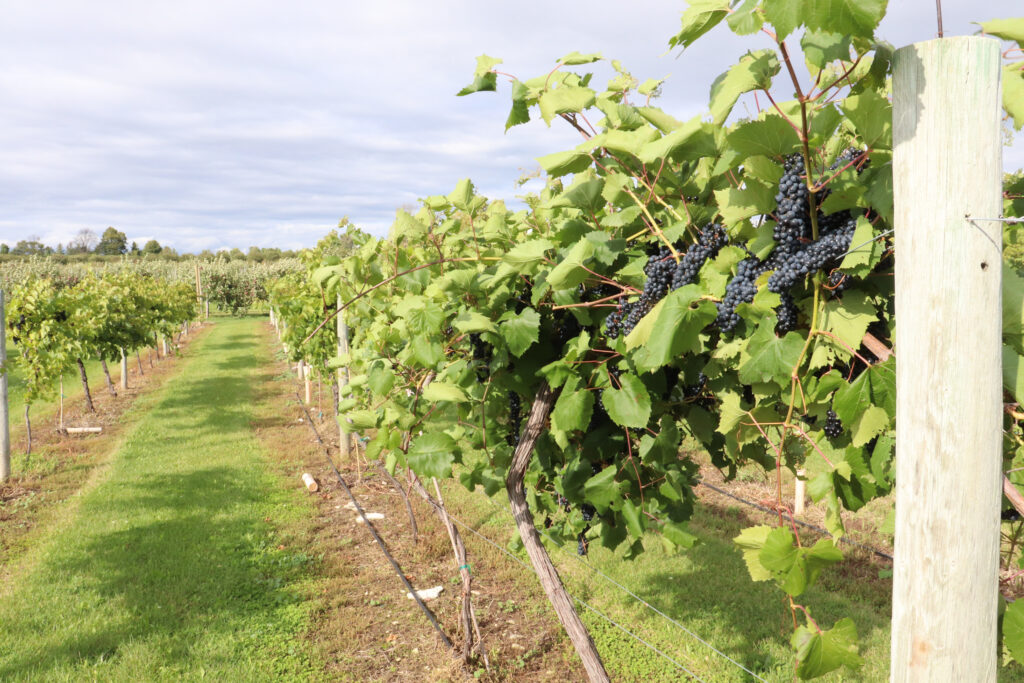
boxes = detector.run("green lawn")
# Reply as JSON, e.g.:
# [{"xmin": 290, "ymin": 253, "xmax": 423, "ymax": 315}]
[{"xmin": 0, "ymin": 317, "xmax": 323, "ymax": 682}]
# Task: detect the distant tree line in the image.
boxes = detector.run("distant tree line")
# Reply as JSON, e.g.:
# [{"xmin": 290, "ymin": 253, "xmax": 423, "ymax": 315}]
[{"xmin": 0, "ymin": 227, "xmax": 298, "ymax": 262}]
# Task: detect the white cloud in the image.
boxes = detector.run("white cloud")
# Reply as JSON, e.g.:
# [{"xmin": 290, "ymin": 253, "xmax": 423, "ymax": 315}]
[{"xmin": 0, "ymin": 1, "xmax": 1020, "ymax": 251}]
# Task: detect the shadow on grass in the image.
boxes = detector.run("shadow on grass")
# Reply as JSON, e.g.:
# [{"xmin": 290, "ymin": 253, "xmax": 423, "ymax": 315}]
[{"xmin": 0, "ymin": 473, "xmax": 308, "ymax": 679}]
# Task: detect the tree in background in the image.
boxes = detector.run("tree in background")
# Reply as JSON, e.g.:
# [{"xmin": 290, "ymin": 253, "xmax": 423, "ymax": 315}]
[
  {"xmin": 67, "ymin": 228, "xmax": 98, "ymax": 254},
  {"xmin": 0, "ymin": 244, "xmax": 8, "ymax": 254},
  {"xmin": 95, "ymin": 227, "xmax": 128, "ymax": 255},
  {"xmin": 11, "ymin": 237, "xmax": 52, "ymax": 256},
  {"xmin": 130, "ymin": 241, "xmax": 140, "ymax": 254},
  {"xmin": 142, "ymin": 239, "xmax": 162, "ymax": 255}
]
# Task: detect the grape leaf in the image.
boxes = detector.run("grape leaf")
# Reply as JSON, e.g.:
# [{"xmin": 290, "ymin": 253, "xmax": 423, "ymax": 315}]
[
  {"xmin": 537, "ymin": 150, "xmax": 592, "ymax": 177},
  {"xmin": 584, "ymin": 466, "xmax": 623, "ymax": 512},
  {"xmin": 805, "ymin": 0, "xmax": 886, "ymax": 39},
  {"xmin": 423, "ymin": 382, "xmax": 469, "ymax": 403},
  {"xmin": 738, "ymin": 318, "xmax": 804, "ymax": 387},
  {"xmin": 668, "ymin": 0, "xmax": 730, "ymax": 49},
  {"xmin": 726, "ymin": 0, "xmax": 763, "ymax": 35},
  {"xmin": 727, "ymin": 116, "xmax": 802, "ymax": 157},
  {"xmin": 978, "ymin": 18, "xmax": 1024, "ymax": 43},
  {"xmin": 709, "ymin": 50, "xmax": 781, "ymax": 124},
  {"xmin": 602, "ymin": 374, "xmax": 652, "ymax": 428},
  {"xmin": 500, "ymin": 308, "xmax": 541, "ymax": 357},
  {"xmin": 539, "ymin": 86, "xmax": 597, "ymax": 125},
  {"xmin": 407, "ymin": 432, "xmax": 457, "ymax": 479},
  {"xmin": 1004, "ymin": 597, "xmax": 1024, "ymax": 664},
  {"xmin": 792, "ymin": 617, "xmax": 862, "ymax": 679},
  {"xmin": 762, "ymin": 0, "xmax": 803, "ymax": 41},
  {"xmin": 841, "ymin": 89, "xmax": 891, "ymax": 148},
  {"xmin": 551, "ymin": 385, "xmax": 595, "ymax": 433}
]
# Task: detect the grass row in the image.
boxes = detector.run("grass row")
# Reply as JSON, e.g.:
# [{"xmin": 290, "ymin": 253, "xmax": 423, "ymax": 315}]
[{"xmin": 0, "ymin": 318, "xmax": 324, "ymax": 681}]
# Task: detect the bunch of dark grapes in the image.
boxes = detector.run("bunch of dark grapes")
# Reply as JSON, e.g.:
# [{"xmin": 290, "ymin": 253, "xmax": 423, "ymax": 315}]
[
  {"xmin": 683, "ymin": 371, "xmax": 708, "ymax": 398},
  {"xmin": 775, "ymin": 292, "xmax": 799, "ymax": 334},
  {"xmin": 553, "ymin": 310, "xmax": 582, "ymax": 347},
  {"xmin": 766, "ymin": 214, "xmax": 856, "ymax": 294},
  {"xmin": 556, "ymin": 494, "xmax": 570, "ymax": 512},
  {"xmin": 605, "ymin": 243, "xmax": 679, "ymax": 339},
  {"xmin": 512, "ymin": 283, "xmax": 533, "ymax": 314},
  {"xmin": 506, "ymin": 392, "xmax": 522, "ymax": 447},
  {"xmin": 671, "ymin": 223, "xmax": 728, "ymax": 290},
  {"xmin": 577, "ymin": 532, "xmax": 589, "ymax": 556},
  {"xmin": 826, "ymin": 270, "xmax": 848, "ymax": 297},
  {"xmin": 715, "ymin": 257, "xmax": 766, "ymax": 332},
  {"xmin": 469, "ymin": 333, "xmax": 491, "ymax": 382},
  {"xmin": 580, "ymin": 503, "xmax": 596, "ymax": 522},
  {"xmin": 774, "ymin": 154, "xmax": 811, "ymax": 251},
  {"xmin": 54, "ymin": 310, "xmax": 68, "ymax": 323},
  {"xmin": 11, "ymin": 314, "xmax": 25, "ymax": 345},
  {"xmin": 824, "ymin": 409, "xmax": 843, "ymax": 439}
]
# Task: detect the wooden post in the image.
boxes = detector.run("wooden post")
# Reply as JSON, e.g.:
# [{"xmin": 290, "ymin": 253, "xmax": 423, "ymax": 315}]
[
  {"xmin": 794, "ymin": 469, "xmax": 806, "ymax": 516},
  {"xmin": 337, "ymin": 294, "xmax": 351, "ymax": 460},
  {"xmin": 162, "ymin": 336, "xmax": 168, "ymax": 356},
  {"xmin": 59, "ymin": 376, "xmax": 64, "ymax": 431},
  {"xmin": 194, "ymin": 262, "xmax": 202, "ymax": 318},
  {"xmin": 891, "ymin": 36, "xmax": 1002, "ymax": 681},
  {"xmin": 120, "ymin": 347, "xmax": 128, "ymax": 390},
  {"xmin": 0, "ymin": 290, "xmax": 9, "ymax": 482},
  {"xmin": 205, "ymin": 298, "xmax": 210, "ymax": 319},
  {"xmin": 304, "ymin": 367, "xmax": 312, "ymax": 405}
]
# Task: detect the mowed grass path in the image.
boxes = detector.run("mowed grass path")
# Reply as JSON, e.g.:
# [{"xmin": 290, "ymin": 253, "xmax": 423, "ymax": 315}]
[{"xmin": 0, "ymin": 317, "xmax": 322, "ymax": 682}]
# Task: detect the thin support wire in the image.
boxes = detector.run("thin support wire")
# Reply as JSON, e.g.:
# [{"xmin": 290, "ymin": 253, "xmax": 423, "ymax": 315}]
[
  {"xmin": 434, "ymin": 498, "xmax": 707, "ymax": 681},
  {"xmin": 474, "ymin": 488, "xmax": 769, "ymax": 680},
  {"xmin": 536, "ymin": 527, "xmax": 769, "ymax": 683}
]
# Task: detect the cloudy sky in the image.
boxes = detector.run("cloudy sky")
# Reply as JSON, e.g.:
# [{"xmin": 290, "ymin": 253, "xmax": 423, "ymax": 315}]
[{"xmin": 0, "ymin": 1, "xmax": 1020, "ymax": 253}]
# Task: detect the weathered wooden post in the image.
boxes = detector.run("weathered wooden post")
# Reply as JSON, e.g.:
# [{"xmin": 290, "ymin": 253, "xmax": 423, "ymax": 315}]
[
  {"xmin": 891, "ymin": 35, "xmax": 1002, "ymax": 681},
  {"xmin": 794, "ymin": 469, "xmax": 806, "ymax": 516},
  {"xmin": 0, "ymin": 290, "xmax": 9, "ymax": 482},
  {"xmin": 337, "ymin": 294, "xmax": 351, "ymax": 461},
  {"xmin": 304, "ymin": 364, "xmax": 313, "ymax": 405},
  {"xmin": 120, "ymin": 347, "xmax": 129, "ymax": 391}
]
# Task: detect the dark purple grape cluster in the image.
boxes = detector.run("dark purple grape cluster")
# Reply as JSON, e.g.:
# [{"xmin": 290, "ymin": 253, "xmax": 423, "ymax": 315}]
[
  {"xmin": 775, "ymin": 292, "xmax": 799, "ymax": 334},
  {"xmin": 580, "ymin": 503, "xmax": 596, "ymax": 522},
  {"xmin": 824, "ymin": 409, "xmax": 843, "ymax": 439},
  {"xmin": 715, "ymin": 257, "xmax": 767, "ymax": 332},
  {"xmin": 470, "ymin": 333, "xmax": 491, "ymax": 382},
  {"xmin": 826, "ymin": 270, "xmax": 848, "ymax": 296},
  {"xmin": 577, "ymin": 532, "xmax": 588, "ymax": 556},
  {"xmin": 683, "ymin": 371, "xmax": 708, "ymax": 398},
  {"xmin": 671, "ymin": 224, "xmax": 728, "ymax": 290},
  {"xmin": 774, "ymin": 154, "xmax": 811, "ymax": 251},
  {"xmin": 506, "ymin": 391, "xmax": 522, "ymax": 447},
  {"xmin": 766, "ymin": 214, "xmax": 856, "ymax": 294}
]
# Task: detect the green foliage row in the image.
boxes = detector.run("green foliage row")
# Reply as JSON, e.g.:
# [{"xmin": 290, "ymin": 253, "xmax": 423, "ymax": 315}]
[
  {"xmin": 6, "ymin": 271, "xmax": 196, "ymax": 406},
  {"xmin": 274, "ymin": 6, "xmax": 1024, "ymax": 678}
]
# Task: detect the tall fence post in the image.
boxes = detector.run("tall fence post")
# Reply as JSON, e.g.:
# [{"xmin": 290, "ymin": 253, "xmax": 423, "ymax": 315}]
[
  {"xmin": 891, "ymin": 36, "xmax": 1002, "ymax": 681},
  {"xmin": 0, "ymin": 290, "xmax": 9, "ymax": 482},
  {"xmin": 337, "ymin": 294, "xmax": 351, "ymax": 461},
  {"xmin": 120, "ymin": 347, "xmax": 129, "ymax": 391}
]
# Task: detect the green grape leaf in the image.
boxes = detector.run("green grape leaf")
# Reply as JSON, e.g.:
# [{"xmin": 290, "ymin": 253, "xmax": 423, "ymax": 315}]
[
  {"xmin": 661, "ymin": 521, "xmax": 698, "ymax": 550},
  {"xmin": 726, "ymin": 0, "xmax": 763, "ymax": 35},
  {"xmin": 816, "ymin": 290, "xmax": 876, "ymax": 362},
  {"xmin": 559, "ymin": 51, "xmax": 603, "ymax": 65},
  {"xmin": 453, "ymin": 311, "xmax": 497, "ymax": 334},
  {"xmin": 850, "ymin": 405, "xmax": 889, "ymax": 448},
  {"xmin": 668, "ymin": 0, "xmax": 730, "ymax": 49},
  {"xmin": 763, "ymin": 0, "xmax": 803, "ymax": 41},
  {"xmin": 727, "ymin": 116, "xmax": 802, "ymax": 157},
  {"xmin": 539, "ymin": 86, "xmax": 597, "ymax": 125},
  {"xmin": 733, "ymin": 525, "xmax": 774, "ymax": 581},
  {"xmin": 625, "ymin": 286, "xmax": 717, "ymax": 371},
  {"xmin": 636, "ymin": 116, "xmax": 703, "ymax": 164},
  {"xmin": 1005, "ymin": 346, "xmax": 1024, "ymax": 403},
  {"xmin": 709, "ymin": 50, "xmax": 780, "ymax": 124},
  {"xmin": 584, "ymin": 466, "xmax": 623, "ymax": 512},
  {"xmin": 407, "ymin": 432, "xmax": 457, "ymax": 479},
  {"xmin": 547, "ymin": 240, "xmax": 596, "ymax": 290},
  {"xmin": 447, "ymin": 178, "xmax": 475, "ymax": 211},
  {"xmin": 738, "ymin": 318, "xmax": 805, "ymax": 387},
  {"xmin": 1003, "ymin": 597, "xmax": 1024, "ymax": 663},
  {"xmin": 620, "ymin": 498, "xmax": 646, "ymax": 538},
  {"xmin": 805, "ymin": 0, "xmax": 886, "ymax": 39},
  {"xmin": 833, "ymin": 359, "xmax": 895, "ymax": 424},
  {"xmin": 537, "ymin": 150, "xmax": 593, "ymax": 177},
  {"xmin": 500, "ymin": 308, "xmax": 540, "ymax": 357},
  {"xmin": 422, "ymin": 382, "xmax": 469, "ymax": 403},
  {"xmin": 506, "ymin": 80, "xmax": 531, "ymax": 130},
  {"xmin": 792, "ymin": 617, "xmax": 862, "ymax": 679},
  {"xmin": 978, "ymin": 18, "xmax": 1024, "ymax": 43},
  {"xmin": 602, "ymin": 374, "xmax": 652, "ymax": 428},
  {"xmin": 802, "ymin": 30, "xmax": 853, "ymax": 69},
  {"xmin": 457, "ymin": 55, "xmax": 502, "ymax": 96},
  {"xmin": 1004, "ymin": 65, "xmax": 1024, "ymax": 132},
  {"xmin": 841, "ymin": 88, "xmax": 891, "ymax": 148},
  {"xmin": 503, "ymin": 239, "xmax": 555, "ymax": 269},
  {"xmin": 551, "ymin": 386, "xmax": 595, "ymax": 433},
  {"xmin": 715, "ymin": 181, "xmax": 776, "ymax": 224}
]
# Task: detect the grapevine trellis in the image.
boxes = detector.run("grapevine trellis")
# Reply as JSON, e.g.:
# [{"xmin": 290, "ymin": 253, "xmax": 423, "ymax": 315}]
[{"xmin": 272, "ymin": 5, "xmax": 1024, "ymax": 679}]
